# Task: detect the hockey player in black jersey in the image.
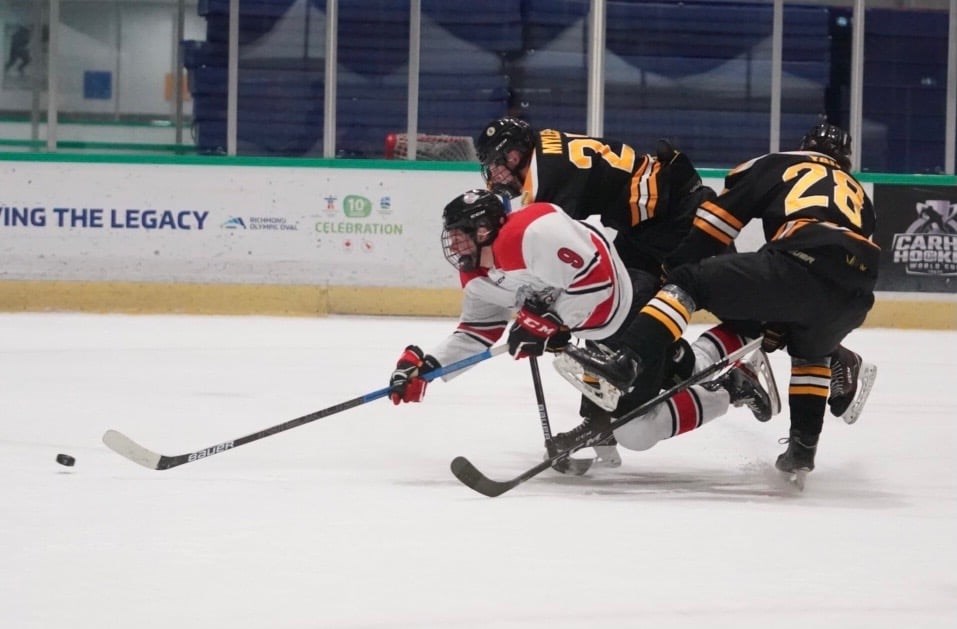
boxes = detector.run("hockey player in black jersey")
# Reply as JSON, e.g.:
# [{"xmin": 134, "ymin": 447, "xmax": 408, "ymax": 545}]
[
  {"xmin": 476, "ymin": 117, "xmax": 711, "ymax": 278},
  {"xmin": 476, "ymin": 118, "xmax": 717, "ymax": 464},
  {"xmin": 562, "ymin": 120, "xmax": 879, "ymax": 485},
  {"xmin": 475, "ymin": 117, "xmax": 874, "ymax": 460}
]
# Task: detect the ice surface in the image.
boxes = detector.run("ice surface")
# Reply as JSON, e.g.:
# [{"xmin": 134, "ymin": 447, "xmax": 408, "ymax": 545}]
[{"xmin": 1, "ymin": 313, "xmax": 955, "ymax": 628}]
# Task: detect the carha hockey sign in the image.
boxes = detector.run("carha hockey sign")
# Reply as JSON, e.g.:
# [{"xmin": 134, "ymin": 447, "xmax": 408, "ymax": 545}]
[
  {"xmin": 874, "ymin": 185, "xmax": 957, "ymax": 292},
  {"xmin": 891, "ymin": 199, "xmax": 957, "ymax": 277}
]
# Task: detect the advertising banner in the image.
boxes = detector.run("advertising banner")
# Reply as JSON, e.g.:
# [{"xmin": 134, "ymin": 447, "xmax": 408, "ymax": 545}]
[
  {"xmin": 872, "ymin": 184, "xmax": 957, "ymax": 293},
  {"xmin": 0, "ymin": 161, "xmax": 481, "ymax": 288},
  {"xmin": 1, "ymin": 159, "xmax": 952, "ymax": 302}
]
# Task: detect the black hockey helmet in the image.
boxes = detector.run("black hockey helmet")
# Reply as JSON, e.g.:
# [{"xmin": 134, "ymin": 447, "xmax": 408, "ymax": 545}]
[
  {"xmin": 474, "ymin": 118, "xmax": 535, "ymax": 193},
  {"xmin": 799, "ymin": 119, "xmax": 852, "ymax": 171},
  {"xmin": 441, "ymin": 189, "xmax": 508, "ymax": 271},
  {"xmin": 475, "ymin": 117, "xmax": 535, "ymax": 165}
]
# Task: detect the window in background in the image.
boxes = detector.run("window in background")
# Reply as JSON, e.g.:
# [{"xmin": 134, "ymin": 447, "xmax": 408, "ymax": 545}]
[
  {"xmin": 336, "ymin": 0, "xmax": 409, "ymax": 159},
  {"xmin": 0, "ymin": 0, "xmax": 202, "ymax": 153},
  {"xmin": 23, "ymin": 0, "xmax": 947, "ymax": 173},
  {"xmin": 189, "ymin": 0, "xmax": 324, "ymax": 156},
  {"xmin": 859, "ymin": 7, "xmax": 950, "ymax": 174},
  {"xmin": 508, "ymin": 0, "xmax": 589, "ymax": 135}
]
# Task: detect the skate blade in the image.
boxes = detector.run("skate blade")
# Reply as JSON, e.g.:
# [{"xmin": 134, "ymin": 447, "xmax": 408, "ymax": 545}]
[
  {"xmin": 593, "ymin": 444, "xmax": 622, "ymax": 468},
  {"xmin": 749, "ymin": 349, "xmax": 782, "ymax": 418},
  {"xmin": 552, "ymin": 353, "xmax": 622, "ymax": 411},
  {"xmin": 545, "ymin": 452, "xmax": 593, "ymax": 476},
  {"xmin": 786, "ymin": 468, "xmax": 810, "ymax": 491},
  {"xmin": 841, "ymin": 362, "xmax": 877, "ymax": 425}
]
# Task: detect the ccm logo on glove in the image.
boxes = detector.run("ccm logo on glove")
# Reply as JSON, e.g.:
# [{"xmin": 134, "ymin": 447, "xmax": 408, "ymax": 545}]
[
  {"xmin": 516, "ymin": 309, "xmax": 561, "ymax": 335},
  {"xmin": 507, "ymin": 308, "xmax": 569, "ymax": 359}
]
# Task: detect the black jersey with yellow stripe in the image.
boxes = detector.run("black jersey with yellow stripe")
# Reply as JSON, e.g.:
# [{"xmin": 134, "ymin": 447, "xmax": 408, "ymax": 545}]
[
  {"xmin": 666, "ymin": 150, "xmax": 880, "ymax": 293},
  {"xmin": 522, "ymin": 129, "xmax": 710, "ymax": 274},
  {"xmin": 522, "ymin": 129, "xmax": 662, "ymax": 233}
]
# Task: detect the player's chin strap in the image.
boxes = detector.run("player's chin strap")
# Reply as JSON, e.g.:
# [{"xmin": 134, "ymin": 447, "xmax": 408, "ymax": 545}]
[{"xmin": 488, "ymin": 183, "xmax": 516, "ymax": 214}]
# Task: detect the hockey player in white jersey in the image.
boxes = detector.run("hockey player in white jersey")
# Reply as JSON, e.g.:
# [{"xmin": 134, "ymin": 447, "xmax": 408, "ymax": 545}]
[{"xmin": 387, "ymin": 189, "xmax": 780, "ymax": 458}]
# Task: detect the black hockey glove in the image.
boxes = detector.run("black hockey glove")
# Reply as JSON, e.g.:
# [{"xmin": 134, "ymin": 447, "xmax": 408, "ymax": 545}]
[
  {"xmin": 761, "ymin": 323, "xmax": 788, "ymax": 353},
  {"xmin": 655, "ymin": 138, "xmax": 678, "ymax": 165},
  {"xmin": 507, "ymin": 307, "xmax": 570, "ymax": 359},
  {"xmin": 658, "ymin": 263, "xmax": 670, "ymax": 289},
  {"xmin": 389, "ymin": 345, "xmax": 441, "ymax": 405}
]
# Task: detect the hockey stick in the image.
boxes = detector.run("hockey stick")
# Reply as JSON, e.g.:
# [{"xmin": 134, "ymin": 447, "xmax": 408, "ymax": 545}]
[
  {"xmin": 529, "ymin": 356, "xmax": 593, "ymax": 476},
  {"xmin": 104, "ymin": 344, "xmax": 509, "ymax": 470},
  {"xmin": 450, "ymin": 337, "xmax": 763, "ymax": 497}
]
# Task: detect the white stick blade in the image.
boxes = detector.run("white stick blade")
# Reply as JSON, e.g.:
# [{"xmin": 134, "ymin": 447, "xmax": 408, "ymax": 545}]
[{"xmin": 102, "ymin": 429, "xmax": 162, "ymax": 469}]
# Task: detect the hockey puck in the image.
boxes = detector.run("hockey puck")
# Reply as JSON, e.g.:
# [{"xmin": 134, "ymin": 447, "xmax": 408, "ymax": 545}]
[{"xmin": 56, "ymin": 453, "xmax": 76, "ymax": 467}]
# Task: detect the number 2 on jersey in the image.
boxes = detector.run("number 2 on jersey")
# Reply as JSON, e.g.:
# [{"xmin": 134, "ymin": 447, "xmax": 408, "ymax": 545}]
[{"xmin": 566, "ymin": 138, "xmax": 636, "ymax": 173}]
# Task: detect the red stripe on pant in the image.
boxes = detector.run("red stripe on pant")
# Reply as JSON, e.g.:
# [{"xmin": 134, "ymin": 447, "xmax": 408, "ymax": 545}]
[
  {"xmin": 707, "ymin": 324, "xmax": 745, "ymax": 356},
  {"xmin": 670, "ymin": 390, "xmax": 701, "ymax": 437}
]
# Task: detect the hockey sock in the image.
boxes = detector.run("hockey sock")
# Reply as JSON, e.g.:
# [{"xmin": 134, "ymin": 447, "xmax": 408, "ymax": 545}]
[
  {"xmin": 788, "ymin": 357, "xmax": 830, "ymax": 436},
  {"xmin": 618, "ymin": 285, "xmax": 693, "ymax": 369}
]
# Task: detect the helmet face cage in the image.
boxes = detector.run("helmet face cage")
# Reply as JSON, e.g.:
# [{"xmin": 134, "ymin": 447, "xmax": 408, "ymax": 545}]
[
  {"xmin": 800, "ymin": 121, "xmax": 852, "ymax": 170},
  {"xmin": 441, "ymin": 225, "xmax": 479, "ymax": 271},
  {"xmin": 441, "ymin": 190, "xmax": 507, "ymax": 271},
  {"xmin": 480, "ymin": 164, "xmax": 524, "ymax": 197}
]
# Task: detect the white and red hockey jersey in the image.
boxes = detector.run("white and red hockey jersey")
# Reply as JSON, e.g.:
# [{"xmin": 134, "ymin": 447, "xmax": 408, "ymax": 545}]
[
  {"xmin": 430, "ymin": 202, "xmax": 634, "ymax": 369},
  {"xmin": 426, "ymin": 202, "xmax": 768, "ymax": 454}
]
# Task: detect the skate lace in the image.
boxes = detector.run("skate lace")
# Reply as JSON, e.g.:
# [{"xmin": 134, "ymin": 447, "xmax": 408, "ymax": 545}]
[
  {"xmin": 831, "ymin": 361, "xmax": 848, "ymax": 397},
  {"xmin": 778, "ymin": 434, "xmax": 817, "ymax": 450},
  {"xmin": 569, "ymin": 422, "xmax": 594, "ymax": 440}
]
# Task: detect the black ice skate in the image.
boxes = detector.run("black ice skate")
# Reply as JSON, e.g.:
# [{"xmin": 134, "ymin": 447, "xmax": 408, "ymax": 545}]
[
  {"xmin": 575, "ymin": 381, "xmax": 622, "ymax": 468},
  {"xmin": 551, "ymin": 411, "xmax": 620, "ymax": 467},
  {"xmin": 775, "ymin": 430, "xmax": 818, "ymax": 490},
  {"xmin": 561, "ymin": 343, "xmax": 640, "ymax": 392},
  {"xmin": 829, "ymin": 346, "xmax": 877, "ymax": 425},
  {"xmin": 552, "ymin": 353, "xmax": 622, "ymax": 412},
  {"xmin": 704, "ymin": 349, "xmax": 781, "ymax": 422}
]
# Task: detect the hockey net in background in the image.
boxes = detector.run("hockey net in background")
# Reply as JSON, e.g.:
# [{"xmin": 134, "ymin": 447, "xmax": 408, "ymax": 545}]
[{"xmin": 384, "ymin": 133, "xmax": 477, "ymax": 161}]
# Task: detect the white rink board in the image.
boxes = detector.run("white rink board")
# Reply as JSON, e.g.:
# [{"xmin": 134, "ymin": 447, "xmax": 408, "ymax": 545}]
[
  {"xmin": 0, "ymin": 160, "xmax": 784, "ymax": 288},
  {"xmin": 0, "ymin": 161, "xmax": 483, "ymax": 288}
]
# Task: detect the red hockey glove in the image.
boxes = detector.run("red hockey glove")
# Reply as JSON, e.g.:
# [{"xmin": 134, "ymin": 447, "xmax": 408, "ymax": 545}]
[
  {"xmin": 389, "ymin": 345, "xmax": 441, "ymax": 405},
  {"xmin": 507, "ymin": 308, "xmax": 570, "ymax": 359}
]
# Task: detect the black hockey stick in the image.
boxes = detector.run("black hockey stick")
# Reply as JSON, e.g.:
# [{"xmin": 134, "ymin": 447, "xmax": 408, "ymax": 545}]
[
  {"xmin": 450, "ymin": 337, "xmax": 762, "ymax": 497},
  {"xmin": 529, "ymin": 356, "xmax": 593, "ymax": 476},
  {"xmin": 104, "ymin": 344, "xmax": 508, "ymax": 470}
]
